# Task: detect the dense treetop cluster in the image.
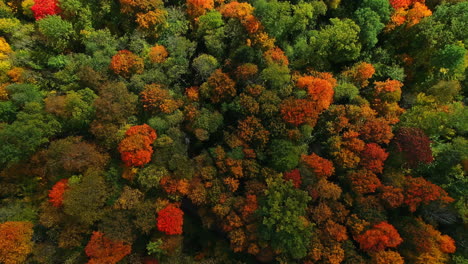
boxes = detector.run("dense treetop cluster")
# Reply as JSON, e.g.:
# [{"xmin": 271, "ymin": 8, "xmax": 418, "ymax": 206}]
[{"xmin": 0, "ymin": 0, "xmax": 466, "ymax": 263}]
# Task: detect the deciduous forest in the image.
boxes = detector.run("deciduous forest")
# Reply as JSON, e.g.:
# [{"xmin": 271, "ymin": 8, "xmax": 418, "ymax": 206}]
[{"xmin": 0, "ymin": 0, "xmax": 467, "ymax": 263}]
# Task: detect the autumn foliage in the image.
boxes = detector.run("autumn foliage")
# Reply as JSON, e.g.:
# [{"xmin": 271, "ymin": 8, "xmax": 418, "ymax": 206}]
[
  {"xmin": 0, "ymin": 222, "xmax": 34, "ymax": 264},
  {"xmin": 356, "ymin": 221, "xmax": 403, "ymax": 252},
  {"xmin": 118, "ymin": 124, "xmax": 157, "ymax": 167},
  {"xmin": 85, "ymin": 231, "xmax": 132, "ymax": 264},
  {"xmin": 157, "ymin": 205, "xmax": 184, "ymax": 235},
  {"xmin": 109, "ymin": 50, "xmax": 144, "ymax": 78},
  {"xmin": 302, "ymin": 153, "xmax": 335, "ymax": 178},
  {"xmin": 31, "ymin": 0, "xmax": 61, "ymax": 20},
  {"xmin": 48, "ymin": 178, "xmax": 69, "ymax": 207},
  {"xmin": 394, "ymin": 127, "xmax": 434, "ymax": 167},
  {"xmin": 404, "ymin": 176, "xmax": 454, "ymax": 212},
  {"xmin": 283, "ymin": 169, "xmax": 302, "ymax": 188}
]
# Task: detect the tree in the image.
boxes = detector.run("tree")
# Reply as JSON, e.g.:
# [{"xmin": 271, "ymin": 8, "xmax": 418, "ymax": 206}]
[
  {"xmin": 258, "ymin": 176, "xmax": 312, "ymax": 259},
  {"xmin": 283, "ymin": 169, "xmax": 301, "ymax": 188},
  {"xmin": 356, "ymin": 221, "xmax": 403, "ymax": 252},
  {"xmin": 85, "ymin": 231, "xmax": 132, "ymax": 264},
  {"xmin": 0, "ymin": 221, "xmax": 34, "ymax": 264},
  {"xmin": 157, "ymin": 205, "xmax": 184, "ymax": 235},
  {"xmin": 48, "ymin": 179, "xmax": 69, "ymax": 207},
  {"xmin": 31, "ymin": 0, "xmax": 61, "ymax": 20},
  {"xmin": 37, "ymin": 15, "xmax": 74, "ymax": 51},
  {"xmin": 404, "ymin": 176, "xmax": 454, "ymax": 212},
  {"xmin": 0, "ymin": 103, "xmax": 61, "ymax": 166},
  {"xmin": 268, "ymin": 139, "xmax": 305, "ymax": 172},
  {"xmin": 109, "ymin": 50, "xmax": 144, "ymax": 78},
  {"xmin": 200, "ymin": 69, "xmax": 236, "ymax": 103},
  {"xmin": 394, "ymin": 127, "xmax": 433, "ymax": 167},
  {"xmin": 301, "ymin": 153, "xmax": 335, "ymax": 178},
  {"xmin": 149, "ymin": 45, "xmax": 169, "ymax": 63},
  {"xmin": 118, "ymin": 124, "xmax": 157, "ymax": 167},
  {"xmin": 360, "ymin": 143, "xmax": 389, "ymax": 173}
]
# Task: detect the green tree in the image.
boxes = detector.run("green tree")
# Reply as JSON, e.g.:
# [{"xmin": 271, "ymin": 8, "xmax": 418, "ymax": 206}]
[{"xmin": 258, "ymin": 176, "xmax": 313, "ymax": 260}]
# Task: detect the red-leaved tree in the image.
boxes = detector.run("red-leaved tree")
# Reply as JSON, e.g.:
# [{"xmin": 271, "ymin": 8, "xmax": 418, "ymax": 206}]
[
  {"xmin": 394, "ymin": 127, "xmax": 434, "ymax": 167},
  {"xmin": 356, "ymin": 221, "xmax": 403, "ymax": 252},
  {"xmin": 31, "ymin": 0, "xmax": 61, "ymax": 20},
  {"xmin": 157, "ymin": 205, "xmax": 184, "ymax": 235},
  {"xmin": 48, "ymin": 179, "xmax": 69, "ymax": 207}
]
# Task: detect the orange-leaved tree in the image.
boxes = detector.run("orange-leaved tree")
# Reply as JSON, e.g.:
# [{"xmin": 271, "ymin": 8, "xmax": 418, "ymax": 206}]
[
  {"xmin": 48, "ymin": 178, "xmax": 69, "ymax": 207},
  {"xmin": 0, "ymin": 221, "xmax": 34, "ymax": 264},
  {"xmin": 118, "ymin": 124, "xmax": 157, "ymax": 167},
  {"xmin": 85, "ymin": 231, "xmax": 132, "ymax": 264}
]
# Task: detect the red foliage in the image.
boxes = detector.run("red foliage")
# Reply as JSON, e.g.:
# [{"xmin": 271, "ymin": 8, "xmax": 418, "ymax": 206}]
[
  {"xmin": 280, "ymin": 98, "xmax": 318, "ymax": 127},
  {"xmin": 394, "ymin": 127, "xmax": 433, "ymax": 167},
  {"xmin": 48, "ymin": 179, "xmax": 69, "ymax": 207},
  {"xmin": 360, "ymin": 118, "xmax": 394, "ymax": 144},
  {"xmin": 85, "ymin": 231, "xmax": 132, "ymax": 264},
  {"xmin": 109, "ymin": 50, "xmax": 144, "ymax": 78},
  {"xmin": 404, "ymin": 176, "xmax": 454, "ymax": 212},
  {"xmin": 157, "ymin": 205, "xmax": 184, "ymax": 235},
  {"xmin": 31, "ymin": 0, "xmax": 61, "ymax": 20},
  {"xmin": 241, "ymin": 194, "xmax": 258, "ymax": 219},
  {"xmin": 118, "ymin": 124, "xmax": 157, "ymax": 167},
  {"xmin": 389, "ymin": 0, "xmax": 412, "ymax": 9},
  {"xmin": 283, "ymin": 169, "xmax": 302, "ymax": 188},
  {"xmin": 360, "ymin": 143, "xmax": 389, "ymax": 173},
  {"xmin": 302, "ymin": 153, "xmax": 335, "ymax": 178},
  {"xmin": 356, "ymin": 221, "xmax": 403, "ymax": 252}
]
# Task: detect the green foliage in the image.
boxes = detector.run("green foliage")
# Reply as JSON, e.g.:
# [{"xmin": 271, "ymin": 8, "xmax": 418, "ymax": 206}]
[
  {"xmin": 258, "ymin": 176, "xmax": 313, "ymax": 259},
  {"xmin": 334, "ymin": 82, "xmax": 360, "ymax": 102},
  {"xmin": 137, "ymin": 165, "xmax": 167, "ymax": 190},
  {"xmin": 192, "ymin": 54, "xmax": 219, "ymax": 80},
  {"xmin": 268, "ymin": 139, "xmax": 305, "ymax": 172},
  {"xmin": 354, "ymin": 8, "xmax": 384, "ymax": 48},
  {"xmin": 147, "ymin": 239, "xmax": 166, "ymax": 258},
  {"xmin": 63, "ymin": 169, "xmax": 109, "ymax": 226},
  {"xmin": 0, "ymin": 103, "xmax": 60, "ymax": 166},
  {"xmin": 37, "ymin": 15, "xmax": 74, "ymax": 52}
]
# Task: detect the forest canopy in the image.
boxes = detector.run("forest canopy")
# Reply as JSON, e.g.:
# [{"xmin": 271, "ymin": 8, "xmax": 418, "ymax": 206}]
[{"xmin": 0, "ymin": 0, "xmax": 467, "ymax": 263}]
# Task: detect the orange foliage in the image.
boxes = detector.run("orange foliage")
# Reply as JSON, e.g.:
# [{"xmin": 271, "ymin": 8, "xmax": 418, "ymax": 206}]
[
  {"xmin": 109, "ymin": 50, "xmax": 144, "ymax": 78},
  {"xmin": 7, "ymin": 67, "xmax": 24, "ymax": 83},
  {"xmin": 389, "ymin": 0, "xmax": 412, "ymax": 9},
  {"xmin": 237, "ymin": 116, "xmax": 270, "ymax": 146},
  {"xmin": 371, "ymin": 251, "xmax": 405, "ymax": 264},
  {"xmin": 187, "ymin": 0, "xmax": 214, "ymax": 18},
  {"xmin": 235, "ymin": 63, "xmax": 258, "ymax": 80},
  {"xmin": 404, "ymin": 176, "xmax": 454, "ymax": 212},
  {"xmin": 241, "ymin": 194, "xmax": 258, "ymax": 219},
  {"xmin": 224, "ymin": 177, "xmax": 240, "ymax": 192},
  {"xmin": 296, "ymin": 74, "xmax": 335, "ymax": 111},
  {"xmin": 118, "ymin": 124, "xmax": 157, "ymax": 167},
  {"xmin": 205, "ymin": 69, "xmax": 236, "ymax": 103},
  {"xmin": 157, "ymin": 205, "xmax": 184, "ymax": 235},
  {"xmin": 85, "ymin": 231, "xmax": 132, "ymax": 264},
  {"xmin": 140, "ymin": 84, "xmax": 182, "ymax": 113},
  {"xmin": 219, "ymin": 1, "xmax": 254, "ymax": 21},
  {"xmin": 264, "ymin": 47, "xmax": 289, "ymax": 66},
  {"xmin": 280, "ymin": 98, "xmax": 318, "ymax": 127},
  {"xmin": 360, "ymin": 143, "xmax": 389, "ymax": 173},
  {"xmin": 356, "ymin": 221, "xmax": 403, "ymax": 252},
  {"xmin": 149, "ymin": 45, "xmax": 168, "ymax": 63},
  {"xmin": 135, "ymin": 9, "xmax": 166, "ymax": 28},
  {"xmin": 0, "ymin": 221, "xmax": 34, "ymax": 264},
  {"xmin": 325, "ymin": 220, "xmax": 348, "ymax": 242},
  {"xmin": 349, "ymin": 170, "xmax": 382, "ymax": 194},
  {"xmin": 406, "ymin": 2, "xmax": 432, "ymax": 27},
  {"xmin": 360, "ymin": 118, "xmax": 394, "ymax": 144},
  {"xmin": 302, "ymin": 153, "xmax": 335, "ymax": 178},
  {"xmin": 439, "ymin": 235, "xmax": 456, "ymax": 254},
  {"xmin": 48, "ymin": 179, "xmax": 69, "ymax": 207},
  {"xmin": 344, "ymin": 62, "xmax": 375, "ymax": 87},
  {"xmin": 185, "ymin": 86, "xmax": 200, "ymax": 101},
  {"xmin": 379, "ymin": 185, "xmax": 404, "ymax": 208}
]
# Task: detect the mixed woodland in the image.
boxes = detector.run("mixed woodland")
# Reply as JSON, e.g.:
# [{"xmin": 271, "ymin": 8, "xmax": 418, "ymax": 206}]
[{"xmin": 0, "ymin": 0, "xmax": 467, "ymax": 263}]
